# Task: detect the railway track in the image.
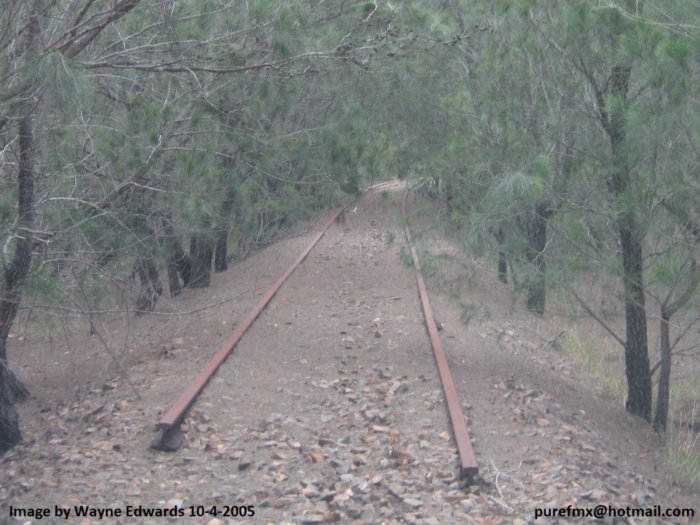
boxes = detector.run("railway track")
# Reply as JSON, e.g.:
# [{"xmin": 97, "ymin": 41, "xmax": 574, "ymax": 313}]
[{"xmin": 152, "ymin": 183, "xmax": 478, "ymax": 481}]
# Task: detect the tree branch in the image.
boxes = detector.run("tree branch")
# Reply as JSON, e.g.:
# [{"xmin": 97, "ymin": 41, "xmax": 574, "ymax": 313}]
[{"xmin": 569, "ymin": 287, "xmax": 626, "ymax": 348}]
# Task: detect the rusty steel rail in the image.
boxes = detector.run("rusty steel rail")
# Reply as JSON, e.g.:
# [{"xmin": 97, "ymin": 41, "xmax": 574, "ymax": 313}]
[
  {"xmin": 401, "ymin": 190, "xmax": 479, "ymax": 480},
  {"xmin": 152, "ymin": 207, "xmax": 346, "ymax": 451}
]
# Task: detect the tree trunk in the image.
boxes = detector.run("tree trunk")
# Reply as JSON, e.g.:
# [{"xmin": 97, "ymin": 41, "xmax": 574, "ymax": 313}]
[
  {"xmin": 214, "ymin": 230, "xmax": 228, "ymax": 273},
  {"xmin": 524, "ymin": 204, "xmax": 549, "ymax": 315},
  {"xmin": 134, "ymin": 257, "xmax": 163, "ymax": 313},
  {"xmin": 653, "ymin": 260, "xmax": 699, "ymax": 432},
  {"xmin": 166, "ymin": 262, "xmax": 181, "ymax": 297},
  {"xmin": 160, "ymin": 211, "xmax": 191, "ymax": 294},
  {"xmin": 619, "ymin": 226, "xmax": 651, "ymax": 420},
  {"xmin": 498, "ymin": 251, "xmax": 508, "ymax": 284},
  {"xmin": 166, "ymin": 237, "xmax": 190, "ymax": 294},
  {"xmin": 189, "ymin": 235, "xmax": 213, "ymax": 288},
  {"xmin": 0, "ymin": 115, "xmax": 36, "ymax": 451},
  {"xmin": 605, "ymin": 64, "xmax": 652, "ymax": 422},
  {"xmin": 214, "ymin": 186, "xmax": 235, "ymax": 273},
  {"xmin": 654, "ymin": 309, "xmax": 671, "ymax": 432},
  {"xmin": 175, "ymin": 247, "xmax": 192, "ymax": 288},
  {"xmin": 494, "ymin": 228, "xmax": 508, "ymax": 284},
  {"xmin": 0, "ymin": 286, "xmax": 31, "ymax": 404},
  {"xmin": 0, "ymin": 362, "xmax": 21, "ymax": 453}
]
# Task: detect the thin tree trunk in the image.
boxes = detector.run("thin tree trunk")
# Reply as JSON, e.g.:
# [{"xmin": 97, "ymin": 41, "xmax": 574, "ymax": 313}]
[
  {"xmin": 524, "ymin": 204, "xmax": 550, "ymax": 315},
  {"xmin": 654, "ymin": 309, "xmax": 672, "ymax": 432},
  {"xmin": 189, "ymin": 235, "xmax": 213, "ymax": 288},
  {"xmin": 134, "ymin": 257, "xmax": 163, "ymax": 313},
  {"xmin": 160, "ymin": 210, "xmax": 191, "ymax": 294},
  {"xmin": 495, "ymin": 228, "xmax": 508, "ymax": 284},
  {"xmin": 653, "ymin": 259, "xmax": 699, "ymax": 432},
  {"xmin": 605, "ymin": 64, "xmax": 652, "ymax": 421},
  {"xmin": 497, "ymin": 251, "xmax": 508, "ymax": 284},
  {"xmin": 175, "ymin": 246, "xmax": 192, "ymax": 288},
  {"xmin": 168, "ymin": 233, "xmax": 192, "ymax": 289},
  {"xmin": 214, "ymin": 186, "xmax": 236, "ymax": 273},
  {"xmin": 166, "ymin": 262, "xmax": 181, "ymax": 297},
  {"xmin": 618, "ymin": 226, "xmax": 651, "ymax": 420},
  {"xmin": 162, "ymin": 223, "xmax": 190, "ymax": 294},
  {"xmin": 214, "ymin": 230, "xmax": 228, "ymax": 273}
]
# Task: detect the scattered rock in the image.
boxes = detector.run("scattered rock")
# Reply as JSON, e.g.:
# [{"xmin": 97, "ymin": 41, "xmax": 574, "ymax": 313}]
[{"xmin": 403, "ymin": 497, "xmax": 423, "ymax": 508}]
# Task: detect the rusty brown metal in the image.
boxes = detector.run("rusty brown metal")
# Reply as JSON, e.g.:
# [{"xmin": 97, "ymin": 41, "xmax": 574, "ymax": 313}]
[
  {"xmin": 153, "ymin": 207, "xmax": 346, "ymax": 449},
  {"xmin": 402, "ymin": 191, "xmax": 479, "ymax": 480}
]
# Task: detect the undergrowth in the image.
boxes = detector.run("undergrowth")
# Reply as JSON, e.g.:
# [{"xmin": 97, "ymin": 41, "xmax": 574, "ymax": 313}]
[
  {"xmin": 557, "ymin": 327, "xmax": 626, "ymax": 402},
  {"xmin": 667, "ymin": 402, "xmax": 700, "ymax": 491},
  {"xmin": 558, "ymin": 327, "xmax": 700, "ymax": 491},
  {"xmin": 408, "ymin": 193, "xmax": 700, "ymax": 492}
]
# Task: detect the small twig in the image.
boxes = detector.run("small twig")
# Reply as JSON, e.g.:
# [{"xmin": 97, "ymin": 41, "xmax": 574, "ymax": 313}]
[
  {"xmin": 491, "ymin": 459, "xmax": 505, "ymax": 498},
  {"xmin": 537, "ymin": 329, "xmax": 567, "ymax": 351},
  {"xmin": 90, "ymin": 319, "xmax": 142, "ymax": 401},
  {"xmin": 569, "ymin": 288, "xmax": 625, "ymax": 348},
  {"xmin": 488, "ymin": 495, "xmax": 514, "ymax": 514}
]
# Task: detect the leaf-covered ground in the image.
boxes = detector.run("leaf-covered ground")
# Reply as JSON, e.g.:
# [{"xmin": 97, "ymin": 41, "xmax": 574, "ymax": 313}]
[{"xmin": 1, "ymin": 185, "xmax": 697, "ymax": 524}]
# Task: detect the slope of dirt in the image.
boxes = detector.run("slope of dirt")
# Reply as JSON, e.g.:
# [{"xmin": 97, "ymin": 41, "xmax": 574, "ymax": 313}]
[{"xmin": 1, "ymin": 184, "xmax": 697, "ymax": 525}]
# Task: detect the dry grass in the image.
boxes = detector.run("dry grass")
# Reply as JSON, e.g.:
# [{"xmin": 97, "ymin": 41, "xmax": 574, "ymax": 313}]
[
  {"xmin": 557, "ymin": 326, "xmax": 627, "ymax": 402},
  {"xmin": 558, "ymin": 326, "xmax": 700, "ymax": 491},
  {"xmin": 667, "ymin": 401, "xmax": 700, "ymax": 490}
]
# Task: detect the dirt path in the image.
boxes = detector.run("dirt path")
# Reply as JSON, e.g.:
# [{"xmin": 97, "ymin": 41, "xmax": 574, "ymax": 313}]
[{"xmin": 1, "ymin": 185, "xmax": 697, "ymax": 524}]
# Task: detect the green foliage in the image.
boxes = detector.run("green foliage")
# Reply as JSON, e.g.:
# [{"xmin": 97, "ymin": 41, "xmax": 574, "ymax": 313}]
[
  {"xmin": 39, "ymin": 52, "xmax": 91, "ymax": 115},
  {"xmin": 486, "ymin": 172, "xmax": 546, "ymax": 214},
  {"xmin": 458, "ymin": 301, "xmax": 482, "ymax": 328}
]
